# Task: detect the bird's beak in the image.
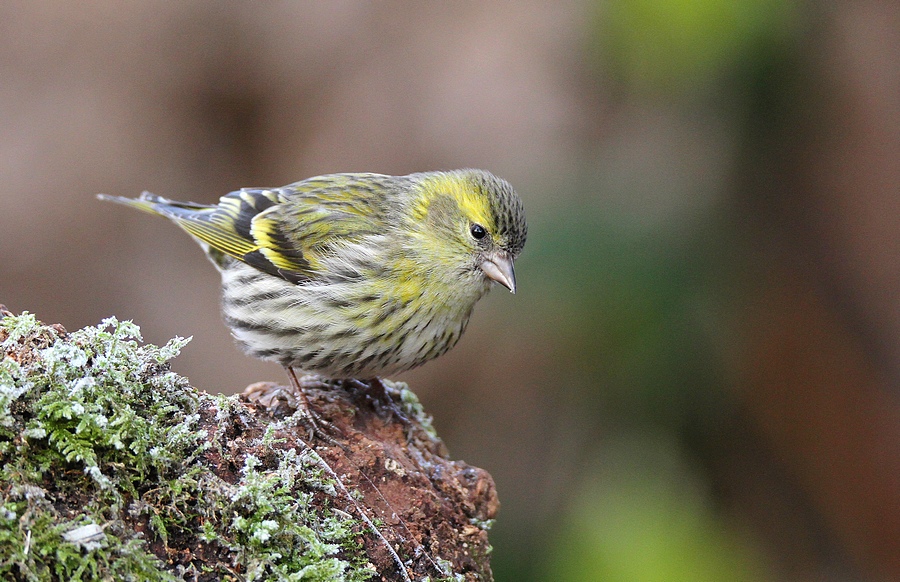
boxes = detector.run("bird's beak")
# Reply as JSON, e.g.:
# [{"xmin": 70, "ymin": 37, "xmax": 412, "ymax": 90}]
[{"xmin": 479, "ymin": 252, "xmax": 517, "ymax": 294}]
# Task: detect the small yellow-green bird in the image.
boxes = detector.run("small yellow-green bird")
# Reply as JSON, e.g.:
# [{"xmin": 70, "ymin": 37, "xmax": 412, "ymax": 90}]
[{"xmin": 99, "ymin": 170, "xmax": 526, "ymax": 410}]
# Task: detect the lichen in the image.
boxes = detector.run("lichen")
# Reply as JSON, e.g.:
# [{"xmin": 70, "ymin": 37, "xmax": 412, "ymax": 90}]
[
  {"xmin": 0, "ymin": 311, "xmax": 373, "ymax": 581},
  {"xmin": 389, "ymin": 380, "xmax": 438, "ymax": 440}
]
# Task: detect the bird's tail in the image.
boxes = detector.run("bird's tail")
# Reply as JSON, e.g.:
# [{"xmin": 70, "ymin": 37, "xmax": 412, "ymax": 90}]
[{"xmin": 96, "ymin": 192, "xmax": 214, "ymax": 219}]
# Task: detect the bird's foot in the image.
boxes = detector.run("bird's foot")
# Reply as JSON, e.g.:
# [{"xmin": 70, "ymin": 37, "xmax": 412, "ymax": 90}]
[
  {"xmin": 243, "ymin": 371, "xmax": 341, "ymax": 444},
  {"xmin": 285, "ymin": 369, "xmax": 342, "ymax": 444},
  {"xmin": 343, "ymin": 378, "xmax": 413, "ymax": 426}
]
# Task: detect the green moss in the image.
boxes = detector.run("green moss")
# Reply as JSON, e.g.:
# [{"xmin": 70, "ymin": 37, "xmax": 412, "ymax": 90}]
[{"xmin": 0, "ymin": 312, "xmax": 373, "ymax": 581}]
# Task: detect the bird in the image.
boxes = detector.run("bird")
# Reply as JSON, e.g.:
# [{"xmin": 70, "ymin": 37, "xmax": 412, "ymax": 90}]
[{"xmin": 98, "ymin": 169, "xmax": 526, "ymax": 428}]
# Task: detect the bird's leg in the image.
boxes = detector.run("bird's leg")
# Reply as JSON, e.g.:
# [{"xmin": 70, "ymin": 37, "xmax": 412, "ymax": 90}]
[{"xmin": 284, "ymin": 366, "xmax": 339, "ymax": 442}]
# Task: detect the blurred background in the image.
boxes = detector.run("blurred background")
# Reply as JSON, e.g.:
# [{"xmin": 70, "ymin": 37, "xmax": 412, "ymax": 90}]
[{"xmin": 1, "ymin": 1, "xmax": 898, "ymax": 580}]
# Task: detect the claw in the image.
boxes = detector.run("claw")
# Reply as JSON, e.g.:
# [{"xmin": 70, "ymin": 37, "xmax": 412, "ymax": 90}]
[{"xmin": 284, "ymin": 367, "xmax": 342, "ymax": 443}]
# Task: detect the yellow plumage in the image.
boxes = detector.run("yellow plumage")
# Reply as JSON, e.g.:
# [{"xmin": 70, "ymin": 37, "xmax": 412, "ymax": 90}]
[{"xmin": 98, "ymin": 169, "xmax": 526, "ymax": 411}]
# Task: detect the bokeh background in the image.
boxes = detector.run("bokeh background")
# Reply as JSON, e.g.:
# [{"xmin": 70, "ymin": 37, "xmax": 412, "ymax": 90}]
[{"xmin": 2, "ymin": 2, "xmax": 898, "ymax": 580}]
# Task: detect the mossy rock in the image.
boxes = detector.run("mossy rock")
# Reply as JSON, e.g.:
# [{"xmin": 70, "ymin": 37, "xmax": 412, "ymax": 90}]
[{"xmin": 0, "ymin": 307, "xmax": 498, "ymax": 581}]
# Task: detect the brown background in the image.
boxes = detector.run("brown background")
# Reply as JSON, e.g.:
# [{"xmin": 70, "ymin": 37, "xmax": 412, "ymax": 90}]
[{"xmin": 1, "ymin": 2, "xmax": 898, "ymax": 580}]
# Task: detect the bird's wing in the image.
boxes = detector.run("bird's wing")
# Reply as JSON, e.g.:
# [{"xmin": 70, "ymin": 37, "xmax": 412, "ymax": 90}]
[{"xmin": 174, "ymin": 176, "xmax": 388, "ymax": 284}]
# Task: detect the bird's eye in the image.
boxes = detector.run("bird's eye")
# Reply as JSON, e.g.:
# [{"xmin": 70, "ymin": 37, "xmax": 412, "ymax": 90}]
[{"xmin": 470, "ymin": 224, "xmax": 487, "ymax": 240}]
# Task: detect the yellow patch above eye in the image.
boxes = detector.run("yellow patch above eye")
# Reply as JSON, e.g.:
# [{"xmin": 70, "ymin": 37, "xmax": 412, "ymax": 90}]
[{"xmin": 416, "ymin": 173, "xmax": 493, "ymax": 229}]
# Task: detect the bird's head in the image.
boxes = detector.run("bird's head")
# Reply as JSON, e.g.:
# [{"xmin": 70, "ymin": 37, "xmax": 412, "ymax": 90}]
[{"xmin": 408, "ymin": 170, "xmax": 527, "ymax": 295}]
